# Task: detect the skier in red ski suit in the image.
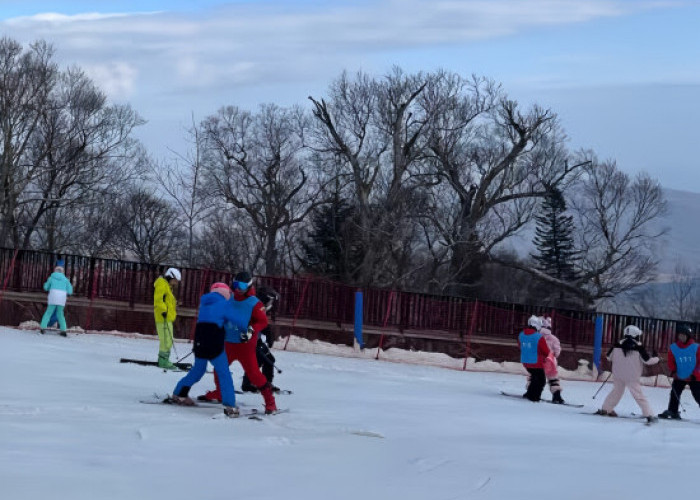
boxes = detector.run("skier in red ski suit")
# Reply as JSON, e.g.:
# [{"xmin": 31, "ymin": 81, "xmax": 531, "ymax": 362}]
[{"xmin": 199, "ymin": 271, "xmax": 277, "ymax": 414}]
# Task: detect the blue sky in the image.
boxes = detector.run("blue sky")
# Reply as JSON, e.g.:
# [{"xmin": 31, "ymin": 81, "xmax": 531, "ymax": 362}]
[{"xmin": 1, "ymin": 1, "xmax": 699, "ymax": 192}]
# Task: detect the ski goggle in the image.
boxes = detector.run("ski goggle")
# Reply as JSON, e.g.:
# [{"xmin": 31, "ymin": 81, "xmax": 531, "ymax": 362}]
[{"xmin": 232, "ymin": 280, "xmax": 252, "ymax": 291}]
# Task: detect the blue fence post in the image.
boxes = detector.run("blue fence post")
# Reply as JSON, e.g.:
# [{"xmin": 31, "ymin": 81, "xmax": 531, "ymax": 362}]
[
  {"xmin": 354, "ymin": 290, "xmax": 364, "ymax": 349},
  {"xmin": 593, "ymin": 313, "xmax": 604, "ymax": 374}
]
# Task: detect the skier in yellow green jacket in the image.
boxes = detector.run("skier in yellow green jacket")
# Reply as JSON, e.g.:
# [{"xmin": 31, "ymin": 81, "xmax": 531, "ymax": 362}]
[{"xmin": 154, "ymin": 268, "xmax": 181, "ymax": 369}]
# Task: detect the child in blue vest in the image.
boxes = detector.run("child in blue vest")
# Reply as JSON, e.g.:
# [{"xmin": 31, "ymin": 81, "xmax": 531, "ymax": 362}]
[
  {"xmin": 518, "ymin": 315, "xmax": 551, "ymax": 402},
  {"xmin": 40, "ymin": 259, "xmax": 73, "ymax": 337},
  {"xmin": 659, "ymin": 323, "xmax": 700, "ymax": 419},
  {"xmin": 241, "ymin": 286, "xmax": 280, "ymax": 393}
]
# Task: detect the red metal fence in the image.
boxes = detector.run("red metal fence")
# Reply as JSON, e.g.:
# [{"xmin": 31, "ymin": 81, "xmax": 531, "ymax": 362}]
[{"xmin": 0, "ymin": 247, "xmax": 686, "ymax": 360}]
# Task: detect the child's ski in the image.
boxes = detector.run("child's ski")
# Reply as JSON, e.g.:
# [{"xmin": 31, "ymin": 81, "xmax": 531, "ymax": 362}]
[
  {"xmin": 500, "ymin": 391, "xmax": 584, "ymax": 408},
  {"xmin": 121, "ymin": 358, "xmax": 192, "ymax": 370}
]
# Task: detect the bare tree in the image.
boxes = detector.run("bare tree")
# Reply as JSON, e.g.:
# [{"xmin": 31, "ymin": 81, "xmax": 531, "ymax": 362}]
[
  {"xmin": 116, "ymin": 187, "xmax": 182, "ymax": 266},
  {"xmin": 153, "ymin": 114, "xmax": 212, "ymax": 267},
  {"xmin": 497, "ymin": 160, "xmax": 667, "ymax": 307},
  {"xmin": 193, "ymin": 212, "xmax": 265, "ymax": 273},
  {"xmin": 309, "ymin": 67, "xmax": 441, "ymax": 286},
  {"xmin": 38, "ymin": 190, "xmax": 126, "ymax": 259},
  {"xmin": 669, "ymin": 259, "xmax": 699, "ymax": 320},
  {"xmin": 0, "ymin": 37, "xmax": 57, "ymax": 246},
  {"xmin": 422, "ymin": 72, "xmax": 585, "ymax": 293},
  {"xmin": 201, "ymin": 103, "xmax": 321, "ymax": 274},
  {"xmin": 625, "ymin": 286, "xmax": 667, "ymax": 318},
  {"xmin": 18, "ymin": 67, "xmax": 145, "ymax": 251},
  {"xmin": 571, "ymin": 160, "xmax": 666, "ymax": 303}
]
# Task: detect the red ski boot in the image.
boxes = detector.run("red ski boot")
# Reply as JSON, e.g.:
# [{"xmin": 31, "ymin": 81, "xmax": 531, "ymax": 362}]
[
  {"xmin": 197, "ymin": 390, "xmax": 222, "ymax": 403},
  {"xmin": 260, "ymin": 382, "xmax": 278, "ymax": 414}
]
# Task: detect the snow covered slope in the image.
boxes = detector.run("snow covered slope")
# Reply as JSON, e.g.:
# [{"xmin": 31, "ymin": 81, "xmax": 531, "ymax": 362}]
[{"xmin": 0, "ymin": 327, "xmax": 697, "ymax": 500}]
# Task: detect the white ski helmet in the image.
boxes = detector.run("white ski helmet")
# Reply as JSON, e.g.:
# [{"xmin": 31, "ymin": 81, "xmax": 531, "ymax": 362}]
[
  {"xmin": 164, "ymin": 268, "xmax": 181, "ymax": 281},
  {"xmin": 623, "ymin": 325, "xmax": 642, "ymax": 338},
  {"xmin": 527, "ymin": 315, "xmax": 543, "ymax": 331}
]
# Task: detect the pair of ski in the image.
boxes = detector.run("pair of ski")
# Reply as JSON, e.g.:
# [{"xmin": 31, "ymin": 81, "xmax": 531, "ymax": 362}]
[
  {"xmin": 139, "ymin": 396, "xmax": 288, "ymax": 420},
  {"xmin": 499, "ymin": 391, "xmax": 584, "ymax": 408},
  {"xmin": 120, "ymin": 358, "xmax": 193, "ymax": 371},
  {"xmin": 120, "ymin": 360, "xmax": 293, "ymax": 390},
  {"xmin": 195, "ymin": 397, "xmax": 290, "ymax": 420},
  {"xmin": 37, "ymin": 327, "xmax": 68, "ymax": 337},
  {"xmin": 633, "ymin": 412, "xmax": 700, "ymax": 426},
  {"xmin": 583, "ymin": 412, "xmax": 658, "ymax": 426},
  {"xmin": 500, "ymin": 391, "xmax": 662, "ymax": 425},
  {"xmin": 236, "ymin": 389, "xmax": 293, "ymax": 395}
]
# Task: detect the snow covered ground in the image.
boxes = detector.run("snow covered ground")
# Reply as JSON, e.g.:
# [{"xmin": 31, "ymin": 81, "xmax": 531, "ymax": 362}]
[{"xmin": 1, "ymin": 326, "xmax": 698, "ymax": 500}]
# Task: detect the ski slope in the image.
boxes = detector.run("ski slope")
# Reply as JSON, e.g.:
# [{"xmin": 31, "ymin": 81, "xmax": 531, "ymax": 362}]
[{"xmin": 1, "ymin": 326, "xmax": 698, "ymax": 500}]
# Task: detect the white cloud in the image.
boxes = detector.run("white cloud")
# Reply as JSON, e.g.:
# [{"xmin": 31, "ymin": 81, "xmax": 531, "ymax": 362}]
[
  {"xmin": 0, "ymin": 0, "xmax": 645, "ymax": 90},
  {"xmin": 81, "ymin": 62, "xmax": 138, "ymax": 100},
  {"xmin": 0, "ymin": 0, "xmax": 684, "ymax": 158},
  {"xmin": 5, "ymin": 11, "xmax": 141, "ymax": 24}
]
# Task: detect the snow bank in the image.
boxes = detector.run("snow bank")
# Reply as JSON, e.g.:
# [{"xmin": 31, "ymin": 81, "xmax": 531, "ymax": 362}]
[
  {"xmin": 15, "ymin": 320, "xmax": 672, "ymax": 388},
  {"xmin": 278, "ymin": 335, "xmax": 672, "ymax": 388}
]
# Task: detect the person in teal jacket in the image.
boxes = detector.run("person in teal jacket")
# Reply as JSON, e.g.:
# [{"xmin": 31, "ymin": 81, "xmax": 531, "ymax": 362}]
[{"xmin": 40, "ymin": 259, "xmax": 74, "ymax": 337}]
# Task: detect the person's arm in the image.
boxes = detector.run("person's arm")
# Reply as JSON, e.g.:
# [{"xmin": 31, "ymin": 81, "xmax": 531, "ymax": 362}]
[
  {"xmin": 693, "ymin": 347, "xmax": 700, "ymax": 380},
  {"xmin": 538, "ymin": 336, "xmax": 551, "ymax": 358},
  {"xmin": 638, "ymin": 345, "xmax": 659, "ymax": 365},
  {"xmin": 667, "ymin": 348, "xmax": 677, "ymax": 375},
  {"xmin": 153, "ymin": 280, "xmax": 168, "ymax": 318},
  {"xmin": 605, "ymin": 345, "xmax": 615, "ymax": 361},
  {"xmin": 551, "ymin": 335, "xmax": 562, "ymax": 358},
  {"xmin": 248, "ymin": 302, "xmax": 269, "ymax": 334}
]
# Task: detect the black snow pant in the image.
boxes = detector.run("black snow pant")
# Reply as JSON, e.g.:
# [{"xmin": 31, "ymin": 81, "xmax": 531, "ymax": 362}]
[
  {"xmin": 242, "ymin": 337, "xmax": 275, "ymax": 388},
  {"xmin": 668, "ymin": 378, "xmax": 700, "ymax": 413},
  {"xmin": 524, "ymin": 368, "xmax": 547, "ymax": 402}
]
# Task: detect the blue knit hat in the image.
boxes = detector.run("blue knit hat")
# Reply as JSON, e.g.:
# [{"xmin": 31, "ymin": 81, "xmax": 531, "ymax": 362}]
[{"xmin": 55, "ymin": 259, "xmax": 65, "ymax": 267}]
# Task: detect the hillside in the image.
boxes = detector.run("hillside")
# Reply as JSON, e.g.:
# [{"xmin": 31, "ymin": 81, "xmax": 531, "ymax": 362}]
[{"xmin": 1, "ymin": 327, "xmax": 696, "ymax": 500}]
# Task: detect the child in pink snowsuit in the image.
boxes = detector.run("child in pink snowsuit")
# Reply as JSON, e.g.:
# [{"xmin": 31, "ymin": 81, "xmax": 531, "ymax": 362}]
[
  {"xmin": 540, "ymin": 317, "xmax": 564, "ymax": 404},
  {"xmin": 597, "ymin": 325, "xmax": 659, "ymax": 424}
]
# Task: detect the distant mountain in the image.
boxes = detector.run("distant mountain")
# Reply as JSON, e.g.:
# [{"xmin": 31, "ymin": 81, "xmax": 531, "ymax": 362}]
[
  {"xmin": 496, "ymin": 187, "xmax": 700, "ymax": 316},
  {"xmin": 603, "ymin": 187, "xmax": 700, "ymax": 317},
  {"xmin": 654, "ymin": 187, "xmax": 700, "ymax": 276},
  {"xmin": 500, "ymin": 187, "xmax": 699, "ymax": 277}
]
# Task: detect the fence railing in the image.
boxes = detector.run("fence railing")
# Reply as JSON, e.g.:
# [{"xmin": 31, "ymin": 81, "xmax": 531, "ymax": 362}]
[{"xmin": 0, "ymin": 246, "xmax": 688, "ymax": 355}]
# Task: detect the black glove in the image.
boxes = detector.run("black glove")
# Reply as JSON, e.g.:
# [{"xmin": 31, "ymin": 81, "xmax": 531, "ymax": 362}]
[
  {"xmin": 240, "ymin": 326, "xmax": 254, "ymax": 343},
  {"xmin": 162, "ymin": 311, "xmax": 167, "ymax": 319}
]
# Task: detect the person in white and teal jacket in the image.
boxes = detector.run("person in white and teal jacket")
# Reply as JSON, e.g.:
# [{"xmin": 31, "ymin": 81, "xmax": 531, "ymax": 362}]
[{"xmin": 40, "ymin": 259, "xmax": 73, "ymax": 336}]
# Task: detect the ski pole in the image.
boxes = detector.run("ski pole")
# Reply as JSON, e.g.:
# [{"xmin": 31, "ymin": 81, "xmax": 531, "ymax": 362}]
[
  {"xmin": 667, "ymin": 376, "xmax": 687, "ymax": 413},
  {"xmin": 161, "ymin": 298, "xmax": 179, "ymax": 359},
  {"xmin": 164, "ymin": 319, "xmax": 180, "ymax": 359},
  {"xmin": 257, "ymin": 343, "xmax": 282, "ymax": 374},
  {"xmin": 592, "ymin": 371, "xmax": 612, "ymax": 399},
  {"xmin": 660, "ymin": 362, "xmax": 686, "ymax": 413},
  {"xmin": 174, "ymin": 350, "xmax": 193, "ymax": 365}
]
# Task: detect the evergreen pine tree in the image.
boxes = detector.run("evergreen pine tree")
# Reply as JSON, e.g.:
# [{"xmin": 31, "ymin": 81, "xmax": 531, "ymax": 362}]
[
  {"xmin": 300, "ymin": 193, "xmax": 357, "ymax": 281},
  {"xmin": 532, "ymin": 188, "xmax": 580, "ymax": 281}
]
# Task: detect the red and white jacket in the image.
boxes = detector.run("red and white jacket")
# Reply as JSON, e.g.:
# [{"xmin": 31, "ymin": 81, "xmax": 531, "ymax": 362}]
[{"xmin": 518, "ymin": 327, "xmax": 551, "ymax": 369}]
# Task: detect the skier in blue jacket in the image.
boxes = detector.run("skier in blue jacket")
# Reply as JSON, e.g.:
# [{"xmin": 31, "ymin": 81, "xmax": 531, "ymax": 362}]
[
  {"xmin": 40, "ymin": 259, "xmax": 74, "ymax": 337},
  {"xmin": 169, "ymin": 282, "xmax": 243, "ymax": 418}
]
